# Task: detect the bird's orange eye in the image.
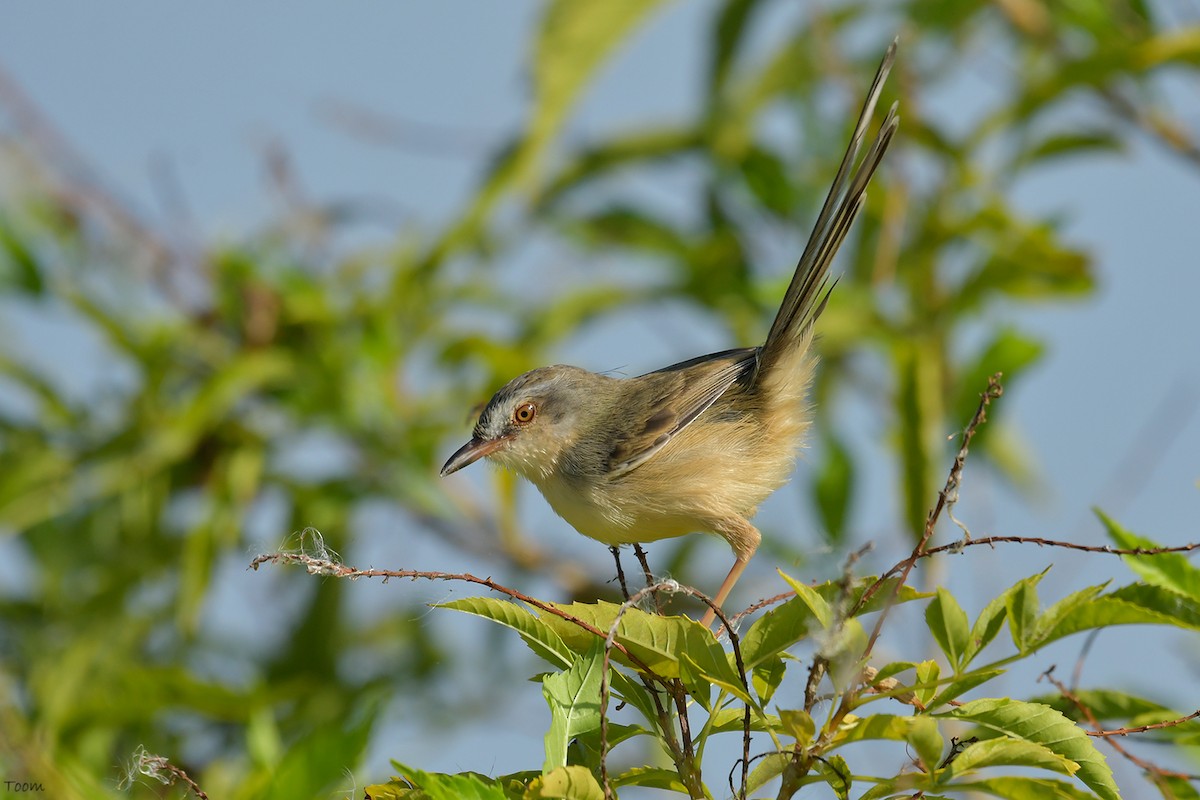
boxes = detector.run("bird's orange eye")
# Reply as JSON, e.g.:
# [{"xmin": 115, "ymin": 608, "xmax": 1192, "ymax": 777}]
[{"xmin": 513, "ymin": 402, "xmax": 537, "ymax": 424}]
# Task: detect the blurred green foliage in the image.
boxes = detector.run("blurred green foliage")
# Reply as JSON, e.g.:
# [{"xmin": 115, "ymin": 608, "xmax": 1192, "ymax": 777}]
[{"xmin": 0, "ymin": 0, "xmax": 1197, "ymax": 797}]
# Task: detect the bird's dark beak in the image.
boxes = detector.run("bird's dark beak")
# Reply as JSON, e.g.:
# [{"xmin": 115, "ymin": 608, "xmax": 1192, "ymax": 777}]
[{"xmin": 440, "ymin": 436, "xmax": 508, "ymax": 477}]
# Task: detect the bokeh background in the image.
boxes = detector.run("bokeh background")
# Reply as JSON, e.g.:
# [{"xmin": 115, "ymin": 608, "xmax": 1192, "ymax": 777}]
[{"xmin": 1, "ymin": 2, "xmax": 1198, "ymax": 797}]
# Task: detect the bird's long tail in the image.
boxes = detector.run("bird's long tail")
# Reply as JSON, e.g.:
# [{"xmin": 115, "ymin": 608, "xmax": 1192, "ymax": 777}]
[{"xmin": 758, "ymin": 39, "xmax": 900, "ymax": 374}]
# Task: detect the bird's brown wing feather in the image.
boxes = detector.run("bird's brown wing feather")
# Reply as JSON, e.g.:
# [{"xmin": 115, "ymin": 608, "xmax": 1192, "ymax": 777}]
[{"xmin": 607, "ymin": 347, "xmax": 759, "ymax": 476}]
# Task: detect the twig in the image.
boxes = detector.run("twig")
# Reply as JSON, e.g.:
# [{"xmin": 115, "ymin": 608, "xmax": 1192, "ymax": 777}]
[
  {"xmin": 938, "ymin": 736, "xmax": 979, "ymax": 769},
  {"xmin": 633, "ymin": 544, "xmax": 663, "ymax": 614},
  {"xmin": 249, "ymin": 547, "xmax": 658, "ymax": 674},
  {"xmin": 123, "ymin": 747, "xmax": 208, "ymax": 800},
  {"xmin": 857, "ymin": 374, "xmax": 1004, "ymax": 646},
  {"xmin": 597, "ymin": 580, "xmax": 751, "ymax": 800},
  {"xmin": 736, "ymin": 534, "xmax": 1200, "ymax": 623},
  {"xmin": 609, "ymin": 546, "xmax": 630, "ymax": 600},
  {"xmin": 1086, "ymin": 709, "xmax": 1200, "ymax": 739},
  {"xmin": 1040, "ymin": 667, "xmax": 1200, "ymax": 782}
]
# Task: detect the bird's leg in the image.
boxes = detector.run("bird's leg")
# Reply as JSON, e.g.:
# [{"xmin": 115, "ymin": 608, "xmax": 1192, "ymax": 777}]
[
  {"xmin": 609, "ymin": 545, "xmax": 630, "ymax": 600},
  {"xmin": 700, "ymin": 519, "xmax": 762, "ymax": 628},
  {"xmin": 633, "ymin": 544, "xmax": 663, "ymax": 614}
]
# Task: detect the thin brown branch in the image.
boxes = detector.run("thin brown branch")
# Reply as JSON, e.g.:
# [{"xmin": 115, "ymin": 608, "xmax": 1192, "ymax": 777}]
[
  {"xmin": 856, "ymin": 373, "xmax": 1004, "ymax": 637},
  {"xmin": 1086, "ymin": 709, "xmax": 1200, "ymax": 739},
  {"xmin": 632, "ymin": 543, "xmax": 664, "ymax": 615},
  {"xmin": 609, "ymin": 545, "xmax": 630, "ymax": 600},
  {"xmin": 248, "ymin": 546, "xmax": 659, "ymax": 675},
  {"xmin": 1040, "ymin": 667, "xmax": 1200, "ymax": 782},
  {"xmin": 124, "ymin": 748, "xmax": 208, "ymax": 800}
]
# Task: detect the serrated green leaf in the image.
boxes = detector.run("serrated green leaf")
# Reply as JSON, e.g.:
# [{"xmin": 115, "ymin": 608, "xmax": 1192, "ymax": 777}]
[
  {"xmin": 1029, "ymin": 688, "xmax": 1200, "ymax": 745},
  {"xmin": 679, "ymin": 632, "xmax": 752, "ymax": 705},
  {"xmin": 944, "ymin": 776, "xmax": 1100, "ymax": 799},
  {"xmin": 831, "ymin": 713, "xmax": 944, "ymax": 771},
  {"xmin": 542, "ymin": 641, "xmax": 606, "ymax": 773},
  {"xmin": 437, "ymin": 597, "xmax": 573, "ymax": 669},
  {"xmin": 926, "ymin": 587, "xmax": 970, "ymax": 670},
  {"xmin": 940, "ymin": 737, "xmax": 1079, "ymax": 781},
  {"xmin": 1099, "ymin": 510, "xmax": 1200, "ymax": 601},
  {"xmin": 1030, "ymin": 583, "xmax": 1200, "ymax": 650},
  {"xmin": 1025, "ymin": 583, "xmax": 1110, "ymax": 651},
  {"xmin": 937, "ymin": 699, "xmax": 1118, "ymax": 800},
  {"xmin": 535, "ymin": 601, "xmax": 688, "ymax": 677}
]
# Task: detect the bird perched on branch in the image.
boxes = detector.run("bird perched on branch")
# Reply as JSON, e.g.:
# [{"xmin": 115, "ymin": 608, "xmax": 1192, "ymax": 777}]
[{"xmin": 442, "ymin": 41, "xmax": 899, "ymax": 627}]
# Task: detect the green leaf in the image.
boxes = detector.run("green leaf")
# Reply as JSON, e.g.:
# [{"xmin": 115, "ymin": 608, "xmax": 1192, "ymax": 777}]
[
  {"xmin": 0, "ymin": 217, "xmax": 44, "ymax": 295},
  {"xmin": 526, "ymin": 765, "xmax": 605, "ymax": 800},
  {"xmin": 812, "ymin": 429, "xmax": 856, "ymax": 542},
  {"xmin": 751, "ymin": 656, "xmax": 786, "ymax": 705},
  {"xmin": 744, "ymin": 753, "xmax": 790, "ymax": 795},
  {"xmin": 940, "ymin": 737, "xmax": 1079, "ymax": 781},
  {"xmin": 937, "ymin": 699, "xmax": 1118, "ymax": 800},
  {"xmin": 706, "ymin": 705, "xmax": 782, "ymax": 734},
  {"xmin": 1029, "ymin": 689, "xmax": 1200, "ymax": 745},
  {"xmin": 914, "ymin": 659, "xmax": 941, "ymax": 708},
  {"xmin": 437, "ymin": 597, "xmax": 573, "ymax": 669},
  {"xmin": 542, "ymin": 641, "xmax": 606, "ymax": 773},
  {"xmin": 779, "ymin": 571, "xmax": 834, "ymax": 628},
  {"xmin": 1006, "ymin": 573, "xmax": 1043, "ymax": 652},
  {"xmin": 1099, "ymin": 510, "xmax": 1200, "ymax": 601},
  {"xmin": 780, "ymin": 708, "xmax": 816, "ymax": 743},
  {"xmin": 613, "ymin": 767, "xmax": 687, "ymax": 792},
  {"xmin": 739, "ymin": 575, "xmax": 928, "ymax": 670},
  {"xmin": 1029, "ymin": 583, "xmax": 1200, "ymax": 650},
  {"xmin": 378, "ymin": 763, "xmax": 515, "ymax": 800},
  {"xmin": 831, "ymin": 713, "xmax": 944, "ymax": 771},
  {"xmin": 962, "ymin": 571, "xmax": 1049, "ymax": 666},
  {"xmin": 815, "ymin": 753, "xmax": 853, "ymax": 800},
  {"xmin": 929, "ymin": 668, "xmax": 1006, "ymax": 709},
  {"xmin": 942, "ymin": 776, "xmax": 1100, "ymax": 800},
  {"xmin": 926, "ymin": 587, "xmax": 970, "ymax": 670}
]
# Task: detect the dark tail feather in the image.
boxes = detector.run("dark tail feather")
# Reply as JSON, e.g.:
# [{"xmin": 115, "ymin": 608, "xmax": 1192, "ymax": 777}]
[{"xmin": 759, "ymin": 38, "xmax": 900, "ymax": 372}]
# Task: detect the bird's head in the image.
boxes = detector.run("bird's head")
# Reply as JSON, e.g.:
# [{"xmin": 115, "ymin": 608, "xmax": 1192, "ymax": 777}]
[{"xmin": 440, "ymin": 365, "xmax": 598, "ymax": 482}]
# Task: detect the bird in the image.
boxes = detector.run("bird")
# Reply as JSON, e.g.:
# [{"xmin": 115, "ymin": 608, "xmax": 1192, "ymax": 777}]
[{"xmin": 441, "ymin": 42, "xmax": 899, "ymax": 627}]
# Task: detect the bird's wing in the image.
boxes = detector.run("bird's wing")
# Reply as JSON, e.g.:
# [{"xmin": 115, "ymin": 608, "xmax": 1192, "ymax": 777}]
[{"xmin": 607, "ymin": 347, "xmax": 759, "ymax": 477}]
